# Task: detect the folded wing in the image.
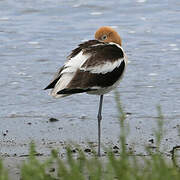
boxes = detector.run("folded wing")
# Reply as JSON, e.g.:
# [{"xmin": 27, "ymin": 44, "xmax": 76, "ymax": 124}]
[{"xmin": 44, "ymin": 40, "xmax": 126, "ymax": 98}]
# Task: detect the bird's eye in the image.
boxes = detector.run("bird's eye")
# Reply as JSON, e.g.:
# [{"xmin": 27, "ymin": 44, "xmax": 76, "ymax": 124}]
[{"xmin": 101, "ymin": 35, "xmax": 107, "ymax": 40}]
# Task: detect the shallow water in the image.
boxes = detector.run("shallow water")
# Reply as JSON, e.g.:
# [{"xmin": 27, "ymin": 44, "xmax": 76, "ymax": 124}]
[{"xmin": 0, "ymin": 0, "xmax": 180, "ymax": 156}]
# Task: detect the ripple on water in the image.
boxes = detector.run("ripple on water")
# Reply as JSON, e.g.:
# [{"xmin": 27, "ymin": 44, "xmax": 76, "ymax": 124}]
[
  {"xmin": 169, "ymin": 43, "xmax": 177, "ymax": 47},
  {"xmin": 148, "ymin": 73, "xmax": 158, "ymax": 76},
  {"xmin": 128, "ymin": 30, "xmax": 136, "ymax": 34},
  {"xmin": 90, "ymin": 12, "xmax": 103, "ymax": 15},
  {"xmin": 140, "ymin": 17, "xmax": 147, "ymax": 21},
  {"xmin": 28, "ymin": 41, "xmax": 40, "ymax": 45},
  {"xmin": 171, "ymin": 48, "xmax": 179, "ymax": 51},
  {"xmin": 136, "ymin": 0, "xmax": 147, "ymax": 3},
  {"xmin": 0, "ymin": 17, "xmax": 10, "ymax": 21},
  {"xmin": 0, "ymin": 0, "xmax": 180, "ymax": 156}
]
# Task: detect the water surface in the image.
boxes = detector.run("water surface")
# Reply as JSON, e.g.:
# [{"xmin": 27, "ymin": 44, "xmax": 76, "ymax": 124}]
[{"xmin": 0, "ymin": 0, "xmax": 180, "ymax": 156}]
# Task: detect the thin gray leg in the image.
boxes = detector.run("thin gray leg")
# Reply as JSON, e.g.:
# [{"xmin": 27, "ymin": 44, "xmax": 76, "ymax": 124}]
[{"xmin": 97, "ymin": 95, "xmax": 103, "ymax": 157}]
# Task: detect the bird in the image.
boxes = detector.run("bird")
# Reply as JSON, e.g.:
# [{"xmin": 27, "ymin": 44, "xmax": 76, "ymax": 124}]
[{"xmin": 44, "ymin": 26, "xmax": 127, "ymax": 156}]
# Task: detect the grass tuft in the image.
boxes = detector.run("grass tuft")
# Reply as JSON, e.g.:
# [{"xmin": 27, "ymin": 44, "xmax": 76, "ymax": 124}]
[{"xmin": 0, "ymin": 160, "xmax": 8, "ymax": 180}]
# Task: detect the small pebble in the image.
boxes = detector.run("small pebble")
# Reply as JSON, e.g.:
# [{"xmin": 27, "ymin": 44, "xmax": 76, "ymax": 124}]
[
  {"xmin": 49, "ymin": 168, "xmax": 55, "ymax": 172},
  {"xmin": 113, "ymin": 150, "xmax": 119, "ymax": 154},
  {"xmin": 84, "ymin": 148, "xmax": 91, "ymax": 153},
  {"xmin": 3, "ymin": 130, "xmax": 8, "ymax": 136},
  {"xmin": 49, "ymin": 118, "xmax": 59, "ymax": 122},
  {"xmin": 71, "ymin": 149, "xmax": 77, "ymax": 153},
  {"xmin": 35, "ymin": 153, "xmax": 44, "ymax": 156},
  {"xmin": 113, "ymin": 145, "xmax": 119, "ymax": 150},
  {"xmin": 148, "ymin": 139, "xmax": 154, "ymax": 143},
  {"xmin": 148, "ymin": 146, "xmax": 157, "ymax": 149},
  {"xmin": 80, "ymin": 115, "xmax": 86, "ymax": 120}
]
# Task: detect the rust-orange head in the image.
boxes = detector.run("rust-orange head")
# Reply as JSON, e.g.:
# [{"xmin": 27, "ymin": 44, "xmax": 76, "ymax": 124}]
[{"xmin": 95, "ymin": 26, "xmax": 122, "ymax": 46}]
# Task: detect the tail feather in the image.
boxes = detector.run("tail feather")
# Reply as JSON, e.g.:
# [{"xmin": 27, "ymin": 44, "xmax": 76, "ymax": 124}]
[
  {"xmin": 44, "ymin": 78, "xmax": 60, "ymax": 90},
  {"xmin": 50, "ymin": 73, "xmax": 74, "ymax": 98}
]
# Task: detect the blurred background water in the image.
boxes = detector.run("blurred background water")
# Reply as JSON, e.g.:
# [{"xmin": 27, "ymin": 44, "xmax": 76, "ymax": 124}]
[{"xmin": 0, "ymin": 0, "xmax": 180, "ymax": 156}]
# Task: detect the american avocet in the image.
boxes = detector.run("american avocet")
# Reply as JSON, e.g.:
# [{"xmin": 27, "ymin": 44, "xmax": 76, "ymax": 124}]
[{"xmin": 44, "ymin": 26, "xmax": 127, "ymax": 156}]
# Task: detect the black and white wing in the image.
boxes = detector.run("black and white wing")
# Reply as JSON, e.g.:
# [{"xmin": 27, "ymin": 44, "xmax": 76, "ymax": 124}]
[{"xmin": 44, "ymin": 40, "xmax": 127, "ymax": 98}]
